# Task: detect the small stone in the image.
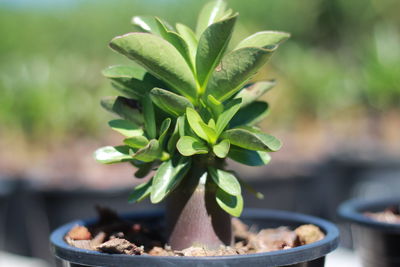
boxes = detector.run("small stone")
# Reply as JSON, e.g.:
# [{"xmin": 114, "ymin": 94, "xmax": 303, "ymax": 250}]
[
  {"xmin": 97, "ymin": 238, "xmax": 143, "ymax": 255},
  {"xmin": 248, "ymin": 227, "xmax": 297, "ymax": 252},
  {"xmin": 66, "ymin": 237, "xmax": 93, "ymax": 250},
  {"xmin": 295, "ymin": 224, "xmax": 324, "ymax": 245},
  {"xmin": 90, "ymin": 232, "xmax": 106, "ymax": 248},
  {"xmin": 148, "ymin": 246, "xmax": 174, "ymax": 256},
  {"xmin": 67, "ymin": 226, "xmax": 92, "ymax": 240},
  {"xmin": 179, "ymin": 246, "xmax": 209, "ymax": 257}
]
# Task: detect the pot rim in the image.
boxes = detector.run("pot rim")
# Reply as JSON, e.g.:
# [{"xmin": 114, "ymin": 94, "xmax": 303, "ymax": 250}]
[
  {"xmin": 339, "ymin": 197, "xmax": 400, "ymax": 232},
  {"xmin": 51, "ymin": 208, "xmax": 339, "ymax": 266}
]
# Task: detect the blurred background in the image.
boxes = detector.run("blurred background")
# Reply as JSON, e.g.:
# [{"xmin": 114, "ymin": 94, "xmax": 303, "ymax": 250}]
[{"xmin": 0, "ymin": 0, "xmax": 399, "ymax": 265}]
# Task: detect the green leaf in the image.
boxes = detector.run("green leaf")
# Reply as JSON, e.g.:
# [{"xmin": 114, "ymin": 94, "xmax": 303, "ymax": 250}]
[
  {"xmin": 124, "ymin": 136, "xmax": 149, "ymax": 149},
  {"xmin": 228, "ymin": 145, "xmax": 271, "ymax": 166},
  {"xmin": 209, "ymin": 167, "xmax": 241, "ymax": 195},
  {"xmin": 108, "ymin": 119, "xmax": 143, "ymax": 137},
  {"xmin": 94, "ymin": 145, "xmax": 131, "ymax": 164},
  {"xmin": 131, "ymin": 16, "xmax": 160, "ymax": 35},
  {"xmin": 196, "ymin": 0, "xmax": 228, "ymax": 36},
  {"xmin": 229, "ymin": 101, "xmax": 269, "ymax": 128},
  {"xmin": 110, "ymin": 33, "xmax": 197, "ymax": 101},
  {"xmin": 131, "ymin": 139, "xmax": 162, "ymax": 162},
  {"xmin": 128, "ymin": 178, "xmax": 153, "ymax": 203},
  {"xmin": 196, "ymin": 14, "xmax": 237, "ymax": 88},
  {"xmin": 142, "ymin": 96, "xmax": 156, "ymax": 139},
  {"xmin": 220, "ymin": 8, "xmax": 233, "ymax": 20},
  {"xmin": 216, "ymin": 188, "xmax": 243, "ymax": 217},
  {"xmin": 150, "ymin": 88, "xmax": 194, "ymax": 117},
  {"xmin": 186, "ymin": 107, "xmax": 217, "ymax": 143},
  {"xmin": 235, "ymin": 80, "xmax": 276, "ymax": 107},
  {"xmin": 215, "ymin": 98, "xmax": 242, "ymax": 136},
  {"xmin": 235, "ymin": 31, "xmax": 290, "ymax": 50},
  {"xmin": 150, "ymin": 157, "xmax": 191, "ymax": 203},
  {"xmin": 213, "ymin": 139, "xmax": 230, "ymax": 158},
  {"xmin": 155, "ymin": 18, "xmax": 194, "ymax": 70},
  {"xmin": 102, "ymin": 65, "xmax": 147, "ymax": 99},
  {"xmin": 158, "ymin": 118, "xmax": 172, "ymax": 147},
  {"xmin": 176, "ymin": 23, "xmax": 198, "ymax": 66},
  {"xmin": 205, "ymin": 47, "xmax": 275, "ymax": 102},
  {"xmin": 208, "ymin": 118, "xmax": 216, "ymax": 128},
  {"xmin": 167, "ymin": 116, "xmax": 184, "ymax": 153},
  {"xmin": 176, "ymin": 136, "xmax": 208, "ymax": 156},
  {"xmin": 134, "ymin": 162, "xmax": 154, "ymax": 178},
  {"xmin": 222, "ymin": 127, "xmax": 282, "ymax": 152},
  {"xmin": 101, "ymin": 96, "xmax": 143, "ymax": 125},
  {"xmin": 207, "ymin": 95, "xmax": 224, "ymax": 119}
]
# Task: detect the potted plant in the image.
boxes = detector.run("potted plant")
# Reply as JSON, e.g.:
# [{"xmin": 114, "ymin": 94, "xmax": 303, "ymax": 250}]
[
  {"xmin": 339, "ymin": 197, "xmax": 400, "ymax": 267},
  {"xmin": 51, "ymin": 1, "xmax": 339, "ymax": 266}
]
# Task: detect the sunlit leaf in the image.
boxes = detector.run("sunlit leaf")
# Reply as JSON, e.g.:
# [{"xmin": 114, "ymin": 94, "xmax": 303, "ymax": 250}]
[
  {"xmin": 213, "ymin": 139, "xmax": 230, "ymax": 158},
  {"xmin": 131, "ymin": 16, "xmax": 160, "ymax": 35},
  {"xmin": 186, "ymin": 107, "xmax": 217, "ymax": 143},
  {"xmin": 150, "ymin": 88, "xmax": 193, "ymax": 117},
  {"xmin": 216, "ymin": 188, "xmax": 243, "ymax": 217},
  {"xmin": 158, "ymin": 118, "xmax": 172, "ymax": 147},
  {"xmin": 101, "ymin": 96, "xmax": 143, "ymax": 125},
  {"xmin": 206, "ymin": 47, "xmax": 275, "ymax": 101},
  {"xmin": 176, "ymin": 23, "xmax": 198, "ymax": 66},
  {"xmin": 229, "ymin": 101, "xmax": 269, "ymax": 127},
  {"xmin": 131, "ymin": 139, "xmax": 162, "ymax": 162},
  {"xmin": 215, "ymin": 98, "xmax": 241, "ymax": 135},
  {"xmin": 155, "ymin": 17, "xmax": 194, "ymax": 70},
  {"xmin": 235, "ymin": 31, "xmax": 290, "ymax": 50},
  {"xmin": 150, "ymin": 157, "xmax": 191, "ymax": 203},
  {"xmin": 222, "ymin": 127, "xmax": 281, "ymax": 152},
  {"xmin": 209, "ymin": 167, "xmax": 241, "ymax": 195},
  {"xmin": 228, "ymin": 145, "xmax": 271, "ymax": 166},
  {"xmin": 196, "ymin": 0, "xmax": 228, "ymax": 36},
  {"xmin": 123, "ymin": 136, "xmax": 149, "ymax": 149},
  {"xmin": 142, "ymin": 96, "xmax": 156, "ymax": 139},
  {"xmin": 94, "ymin": 145, "xmax": 131, "ymax": 164},
  {"xmin": 207, "ymin": 95, "xmax": 224, "ymax": 119},
  {"xmin": 102, "ymin": 65, "xmax": 161, "ymax": 98},
  {"xmin": 176, "ymin": 136, "xmax": 208, "ymax": 156},
  {"xmin": 108, "ymin": 119, "xmax": 143, "ymax": 137},
  {"xmin": 110, "ymin": 33, "xmax": 197, "ymax": 101},
  {"xmin": 196, "ymin": 14, "xmax": 237, "ymax": 87}
]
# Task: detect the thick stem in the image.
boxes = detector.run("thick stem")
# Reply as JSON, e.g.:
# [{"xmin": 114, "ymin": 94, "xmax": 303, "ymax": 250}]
[{"xmin": 165, "ymin": 158, "xmax": 232, "ymax": 250}]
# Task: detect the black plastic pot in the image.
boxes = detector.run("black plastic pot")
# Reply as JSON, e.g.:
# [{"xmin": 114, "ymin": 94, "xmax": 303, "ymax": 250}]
[
  {"xmin": 51, "ymin": 209, "xmax": 339, "ymax": 267},
  {"xmin": 339, "ymin": 197, "xmax": 400, "ymax": 267}
]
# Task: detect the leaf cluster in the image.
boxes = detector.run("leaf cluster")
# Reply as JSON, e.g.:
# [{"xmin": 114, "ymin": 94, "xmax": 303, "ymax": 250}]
[{"xmin": 95, "ymin": 0, "xmax": 289, "ymax": 216}]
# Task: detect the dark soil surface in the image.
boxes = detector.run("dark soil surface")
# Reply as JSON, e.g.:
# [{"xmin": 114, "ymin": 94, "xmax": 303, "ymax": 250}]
[
  {"xmin": 365, "ymin": 205, "xmax": 400, "ymax": 224},
  {"xmin": 65, "ymin": 207, "xmax": 325, "ymax": 257}
]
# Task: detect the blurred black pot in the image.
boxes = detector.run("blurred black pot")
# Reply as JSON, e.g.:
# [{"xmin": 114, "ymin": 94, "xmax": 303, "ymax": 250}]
[
  {"xmin": 51, "ymin": 209, "xmax": 339, "ymax": 267},
  {"xmin": 339, "ymin": 197, "xmax": 400, "ymax": 267}
]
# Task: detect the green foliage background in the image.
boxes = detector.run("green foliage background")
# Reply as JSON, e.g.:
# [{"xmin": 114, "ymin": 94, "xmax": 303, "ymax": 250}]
[{"xmin": 1, "ymin": 0, "xmax": 399, "ymax": 145}]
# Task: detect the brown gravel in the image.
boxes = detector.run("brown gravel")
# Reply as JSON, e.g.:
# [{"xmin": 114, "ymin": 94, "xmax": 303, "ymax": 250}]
[
  {"xmin": 66, "ymin": 207, "xmax": 325, "ymax": 257},
  {"xmin": 365, "ymin": 206, "xmax": 400, "ymax": 224}
]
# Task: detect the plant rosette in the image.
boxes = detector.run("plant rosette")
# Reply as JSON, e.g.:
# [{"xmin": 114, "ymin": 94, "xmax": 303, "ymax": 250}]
[{"xmin": 51, "ymin": 0, "xmax": 339, "ymax": 266}]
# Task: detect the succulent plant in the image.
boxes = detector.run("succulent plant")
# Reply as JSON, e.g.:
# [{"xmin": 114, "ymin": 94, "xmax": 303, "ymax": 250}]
[{"xmin": 95, "ymin": 0, "xmax": 289, "ymax": 249}]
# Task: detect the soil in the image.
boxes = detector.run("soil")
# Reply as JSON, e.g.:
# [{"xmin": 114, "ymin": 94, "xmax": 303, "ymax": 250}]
[
  {"xmin": 365, "ymin": 205, "xmax": 400, "ymax": 224},
  {"xmin": 65, "ymin": 207, "xmax": 325, "ymax": 257}
]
